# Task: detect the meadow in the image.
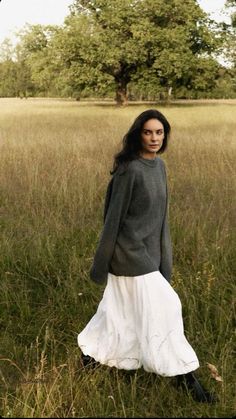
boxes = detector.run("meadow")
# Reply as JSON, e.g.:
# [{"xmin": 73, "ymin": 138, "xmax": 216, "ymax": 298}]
[{"xmin": 0, "ymin": 98, "xmax": 235, "ymax": 418}]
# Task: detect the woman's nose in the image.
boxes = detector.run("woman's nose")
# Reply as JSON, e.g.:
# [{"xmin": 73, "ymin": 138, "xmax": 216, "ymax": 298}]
[{"xmin": 151, "ymin": 133, "xmax": 158, "ymax": 142}]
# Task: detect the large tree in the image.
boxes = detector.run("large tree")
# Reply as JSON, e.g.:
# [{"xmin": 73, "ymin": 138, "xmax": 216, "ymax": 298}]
[
  {"xmin": 58, "ymin": 0, "xmax": 221, "ymax": 104},
  {"xmin": 16, "ymin": 24, "xmax": 61, "ymax": 96},
  {"xmin": 0, "ymin": 39, "xmax": 18, "ymax": 97}
]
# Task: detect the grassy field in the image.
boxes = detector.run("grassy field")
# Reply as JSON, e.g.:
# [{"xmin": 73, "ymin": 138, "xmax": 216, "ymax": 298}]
[{"xmin": 0, "ymin": 98, "xmax": 235, "ymax": 418}]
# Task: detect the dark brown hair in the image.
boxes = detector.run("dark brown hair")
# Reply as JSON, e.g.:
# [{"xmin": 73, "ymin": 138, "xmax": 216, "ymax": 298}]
[{"xmin": 110, "ymin": 109, "xmax": 171, "ymax": 175}]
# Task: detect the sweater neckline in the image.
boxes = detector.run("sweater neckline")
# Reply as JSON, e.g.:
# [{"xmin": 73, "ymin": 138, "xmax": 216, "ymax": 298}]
[{"xmin": 138, "ymin": 156, "xmax": 159, "ymax": 167}]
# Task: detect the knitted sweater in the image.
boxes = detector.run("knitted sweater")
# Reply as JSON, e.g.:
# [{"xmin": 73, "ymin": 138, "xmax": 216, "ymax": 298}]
[{"xmin": 89, "ymin": 156, "xmax": 172, "ymax": 284}]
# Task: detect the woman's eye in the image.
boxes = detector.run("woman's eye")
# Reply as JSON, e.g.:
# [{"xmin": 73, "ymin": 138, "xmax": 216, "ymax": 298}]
[{"xmin": 143, "ymin": 130, "xmax": 163, "ymax": 135}]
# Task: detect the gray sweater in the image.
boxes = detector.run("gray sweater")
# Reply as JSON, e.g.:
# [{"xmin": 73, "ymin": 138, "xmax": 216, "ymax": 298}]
[{"xmin": 89, "ymin": 156, "xmax": 172, "ymax": 284}]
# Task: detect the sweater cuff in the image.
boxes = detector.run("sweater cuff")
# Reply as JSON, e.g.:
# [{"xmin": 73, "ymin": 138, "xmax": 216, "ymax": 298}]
[{"xmin": 89, "ymin": 265, "xmax": 108, "ymax": 285}]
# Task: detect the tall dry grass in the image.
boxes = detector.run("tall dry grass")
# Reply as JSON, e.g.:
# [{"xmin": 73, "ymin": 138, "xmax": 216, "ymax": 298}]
[{"xmin": 0, "ymin": 98, "xmax": 235, "ymax": 417}]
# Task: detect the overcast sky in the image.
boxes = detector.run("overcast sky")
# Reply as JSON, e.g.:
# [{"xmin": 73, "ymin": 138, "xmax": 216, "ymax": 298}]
[{"xmin": 0, "ymin": 0, "xmax": 231, "ymax": 45}]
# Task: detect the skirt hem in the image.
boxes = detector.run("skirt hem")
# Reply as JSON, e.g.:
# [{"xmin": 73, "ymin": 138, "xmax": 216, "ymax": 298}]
[{"xmin": 77, "ymin": 270, "xmax": 200, "ymax": 377}]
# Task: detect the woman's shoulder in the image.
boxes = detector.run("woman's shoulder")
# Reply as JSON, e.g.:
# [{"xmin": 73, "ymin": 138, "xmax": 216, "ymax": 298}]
[
  {"xmin": 157, "ymin": 156, "xmax": 166, "ymax": 169},
  {"xmin": 114, "ymin": 159, "xmax": 141, "ymax": 177},
  {"xmin": 112, "ymin": 157, "xmax": 166, "ymax": 177}
]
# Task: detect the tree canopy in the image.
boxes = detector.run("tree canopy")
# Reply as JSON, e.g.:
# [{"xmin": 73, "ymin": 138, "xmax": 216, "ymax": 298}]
[
  {"xmin": 0, "ymin": 0, "xmax": 235, "ymax": 102},
  {"xmin": 64, "ymin": 0, "xmax": 221, "ymax": 103}
]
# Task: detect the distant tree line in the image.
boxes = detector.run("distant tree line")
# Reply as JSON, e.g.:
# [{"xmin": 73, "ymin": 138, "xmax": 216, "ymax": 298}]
[{"xmin": 0, "ymin": 0, "xmax": 235, "ymax": 104}]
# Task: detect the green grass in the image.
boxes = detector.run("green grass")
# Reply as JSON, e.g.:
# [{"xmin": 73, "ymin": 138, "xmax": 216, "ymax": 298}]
[{"xmin": 0, "ymin": 98, "xmax": 235, "ymax": 417}]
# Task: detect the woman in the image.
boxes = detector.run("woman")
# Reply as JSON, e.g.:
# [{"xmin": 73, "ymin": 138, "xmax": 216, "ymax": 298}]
[{"xmin": 77, "ymin": 109, "xmax": 216, "ymax": 404}]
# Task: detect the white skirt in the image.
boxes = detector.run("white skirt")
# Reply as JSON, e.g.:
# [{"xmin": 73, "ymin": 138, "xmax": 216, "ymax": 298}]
[{"xmin": 77, "ymin": 270, "xmax": 200, "ymax": 377}]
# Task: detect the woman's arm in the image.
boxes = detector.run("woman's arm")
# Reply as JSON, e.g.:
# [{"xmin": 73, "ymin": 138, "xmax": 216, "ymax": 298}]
[
  {"xmin": 159, "ymin": 162, "xmax": 173, "ymax": 282},
  {"xmin": 90, "ymin": 166, "xmax": 136, "ymax": 284}
]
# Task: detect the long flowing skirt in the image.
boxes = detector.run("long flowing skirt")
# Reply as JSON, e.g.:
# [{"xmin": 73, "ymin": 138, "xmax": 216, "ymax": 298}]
[{"xmin": 77, "ymin": 270, "xmax": 199, "ymax": 376}]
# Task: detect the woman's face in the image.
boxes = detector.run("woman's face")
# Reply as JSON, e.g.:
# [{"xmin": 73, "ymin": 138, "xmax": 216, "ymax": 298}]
[{"xmin": 140, "ymin": 118, "xmax": 164, "ymax": 159}]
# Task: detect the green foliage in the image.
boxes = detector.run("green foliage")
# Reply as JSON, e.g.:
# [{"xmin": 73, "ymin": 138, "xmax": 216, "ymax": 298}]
[
  {"xmin": 221, "ymin": 0, "xmax": 236, "ymax": 67},
  {"xmin": 0, "ymin": 38, "xmax": 15, "ymax": 62},
  {"xmin": 15, "ymin": 24, "xmax": 62, "ymax": 96},
  {"xmin": 66, "ymin": 0, "xmax": 221, "ymax": 103},
  {"xmin": 56, "ymin": 0, "xmax": 221, "ymax": 103},
  {"xmin": 211, "ymin": 67, "xmax": 236, "ymax": 98},
  {"xmin": 0, "ymin": 39, "xmax": 17, "ymax": 97},
  {"xmin": 0, "ymin": 0, "xmax": 235, "ymax": 100},
  {"xmin": 225, "ymin": 0, "xmax": 236, "ymax": 27},
  {"xmin": 0, "ymin": 61, "xmax": 17, "ymax": 97}
]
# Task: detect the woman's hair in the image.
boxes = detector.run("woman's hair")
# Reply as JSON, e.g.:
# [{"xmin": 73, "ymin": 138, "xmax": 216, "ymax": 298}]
[{"xmin": 110, "ymin": 109, "xmax": 171, "ymax": 175}]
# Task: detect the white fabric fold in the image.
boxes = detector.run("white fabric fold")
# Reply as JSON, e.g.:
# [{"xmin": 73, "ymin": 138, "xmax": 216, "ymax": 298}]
[{"xmin": 78, "ymin": 270, "xmax": 199, "ymax": 377}]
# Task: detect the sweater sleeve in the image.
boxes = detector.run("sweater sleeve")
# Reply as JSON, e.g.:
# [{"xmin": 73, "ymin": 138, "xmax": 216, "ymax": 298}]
[
  {"xmin": 90, "ymin": 166, "xmax": 136, "ymax": 285},
  {"xmin": 159, "ymin": 162, "xmax": 173, "ymax": 283}
]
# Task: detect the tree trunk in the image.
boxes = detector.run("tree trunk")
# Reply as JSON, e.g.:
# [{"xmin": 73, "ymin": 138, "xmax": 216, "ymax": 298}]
[
  {"xmin": 115, "ymin": 79, "xmax": 128, "ymax": 106},
  {"xmin": 167, "ymin": 86, "xmax": 172, "ymax": 103}
]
